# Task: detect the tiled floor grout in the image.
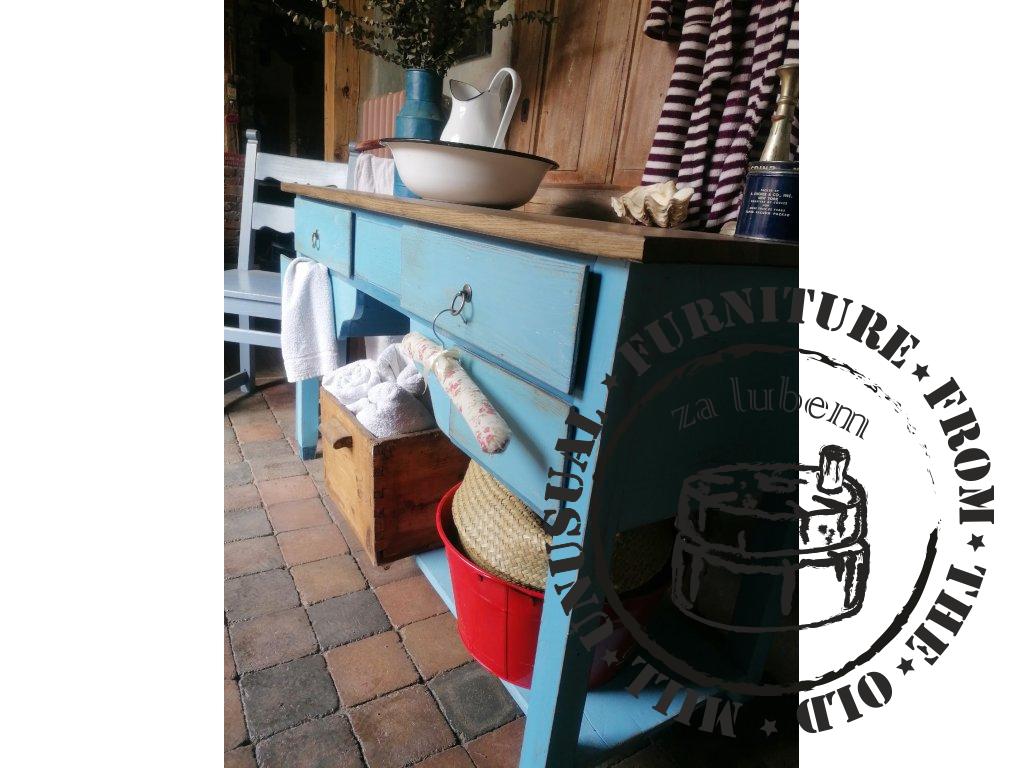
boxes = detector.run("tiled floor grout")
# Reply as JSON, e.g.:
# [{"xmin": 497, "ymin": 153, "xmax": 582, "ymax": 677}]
[
  {"xmin": 225, "ymin": 373, "xmax": 688, "ymax": 768},
  {"xmin": 226, "ymin": 376, "xmax": 521, "ymax": 767}
]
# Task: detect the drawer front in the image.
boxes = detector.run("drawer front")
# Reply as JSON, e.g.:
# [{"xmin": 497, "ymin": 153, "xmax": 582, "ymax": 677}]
[
  {"xmin": 295, "ymin": 197, "xmax": 353, "ymax": 276},
  {"xmin": 354, "ymin": 212, "xmax": 403, "ymax": 294},
  {"xmin": 401, "ymin": 227, "xmax": 588, "ymax": 393},
  {"xmin": 433, "ymin": 349, "xmax": 571, "ymax": 513}
]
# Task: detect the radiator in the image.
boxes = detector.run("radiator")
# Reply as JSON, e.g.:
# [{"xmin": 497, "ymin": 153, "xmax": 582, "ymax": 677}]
[{"xmin": 359, "ymin": 91, "xmax": 405, "ymax": 158}]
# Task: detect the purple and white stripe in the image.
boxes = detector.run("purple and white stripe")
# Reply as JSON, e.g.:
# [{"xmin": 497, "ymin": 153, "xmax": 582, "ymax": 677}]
[{"xmin": 642, "ymin": 0, "xmax": 799, "ymax": 230}]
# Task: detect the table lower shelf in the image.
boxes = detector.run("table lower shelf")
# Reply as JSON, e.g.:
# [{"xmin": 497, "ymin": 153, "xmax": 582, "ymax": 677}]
[{"xmin": 416, "ymin": 547, "xmax": 698, "ymax": 764}]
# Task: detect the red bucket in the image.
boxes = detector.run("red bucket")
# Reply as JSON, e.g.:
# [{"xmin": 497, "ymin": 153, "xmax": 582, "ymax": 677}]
[{"xmin": 436, "ymin": 483, "xmax": 666, "ymax": 689}]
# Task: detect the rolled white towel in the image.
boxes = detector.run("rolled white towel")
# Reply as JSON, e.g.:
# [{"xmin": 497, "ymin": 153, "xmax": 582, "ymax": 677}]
[
  {"xmin": 354, "ymin": 381, "xmax": 435, "ymax": 438},
  {"xmin": 347, "ymin": 396, "xmax": 371, "ymax": 416},
  {"xmin": 376, "ymin": 343, "xmax": 425, "ymax": 397},
  {"xmin": 396, "ymin": 365, "xmax": 426, "ymax": 398},
  {"xmin": 375, "ymin": 343, "xmax": 406, "ymax": 381},
  {"xmin": 322, "ymin": 359, "xmax": 381, "ymax": 405}
]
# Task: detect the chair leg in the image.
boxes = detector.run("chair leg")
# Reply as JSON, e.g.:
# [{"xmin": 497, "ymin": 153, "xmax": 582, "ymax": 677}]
[
  {"xmin": 296, "ymin": 377, "xmax": 321, "ymax": 460},
  {"xmin": 239, "ymin": 315, "xmax": 257, "ymax": 394},
  {"xmin": 224, "ymin": 371, "xmax": 249, "ymax": 393}
]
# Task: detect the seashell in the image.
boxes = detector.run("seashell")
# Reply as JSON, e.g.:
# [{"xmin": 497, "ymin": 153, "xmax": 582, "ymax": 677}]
[{"xmin": 611, "ymin": 181, "xmax": 694, "ymax": 228}]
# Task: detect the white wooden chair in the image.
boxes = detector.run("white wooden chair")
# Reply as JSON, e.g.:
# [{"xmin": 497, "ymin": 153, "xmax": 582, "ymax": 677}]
[{"xmin": 224, "ymin": 129, "xmax": 352, "ymax": 393}]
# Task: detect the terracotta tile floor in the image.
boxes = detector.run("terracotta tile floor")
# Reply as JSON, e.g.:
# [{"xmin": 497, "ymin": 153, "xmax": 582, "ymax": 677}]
[
  {"xmin": 225, "ymin": 374, "xmax": 793, "ymax": 768},
  {"xmin": 225, "ymin": 376, "xmax": 525, "ymax": 768}
]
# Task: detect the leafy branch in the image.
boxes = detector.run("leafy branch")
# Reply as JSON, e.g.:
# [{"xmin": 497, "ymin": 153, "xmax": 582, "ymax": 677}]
[{"xmin": 277, "ymin": 0, "xmax": 554, "ymax": 74}]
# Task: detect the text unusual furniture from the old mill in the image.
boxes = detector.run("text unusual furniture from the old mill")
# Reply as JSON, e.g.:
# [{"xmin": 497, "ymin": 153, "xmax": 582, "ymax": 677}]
[{"xmin": 283, "ymin": 184, "xmax": 797, "ymax": 767}]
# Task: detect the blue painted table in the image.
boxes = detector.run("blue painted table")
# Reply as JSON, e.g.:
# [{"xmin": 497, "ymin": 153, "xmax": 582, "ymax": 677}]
[{"xmin": 282, "ymin": 185, "xmax": 797, "ymax": 766}]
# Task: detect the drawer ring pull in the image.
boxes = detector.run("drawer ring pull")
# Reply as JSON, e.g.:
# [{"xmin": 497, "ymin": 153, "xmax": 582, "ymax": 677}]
[
  {"xmin": 431, "ymin": 284, "xmax": 472, "ymax": 348},
  {"xmin": 311, "ymin": 229, "xmax": 320, "ymax": 250}
]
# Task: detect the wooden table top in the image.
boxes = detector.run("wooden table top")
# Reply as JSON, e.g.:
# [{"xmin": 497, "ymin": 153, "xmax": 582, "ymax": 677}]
[{"xmin": 282, "ymin": 184, "xmax": 798, "ymax": 267}]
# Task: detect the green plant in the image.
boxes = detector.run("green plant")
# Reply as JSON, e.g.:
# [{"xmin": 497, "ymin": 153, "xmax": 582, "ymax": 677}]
[{"xmin": 279, "ymin": 0, "xmax": 554, "ymax": 74}]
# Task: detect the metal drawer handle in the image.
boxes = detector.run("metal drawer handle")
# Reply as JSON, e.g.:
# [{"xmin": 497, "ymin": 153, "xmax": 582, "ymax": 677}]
[
  {"xmin": 311, "ymin": 229, "xmax": 320, "ymax": 250},
  {"xmin": 431, "ymin": 284, "xmax": 472, "ymax": 348},
  {"xmin": 450, "ymin": 284, "xmax": 471, "ymax": 315}
]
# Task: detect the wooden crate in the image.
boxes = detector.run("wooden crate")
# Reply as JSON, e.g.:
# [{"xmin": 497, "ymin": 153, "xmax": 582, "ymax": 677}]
[{"xmin": 320, "ymin": 388, "xmax": 470, "ymax": 565}]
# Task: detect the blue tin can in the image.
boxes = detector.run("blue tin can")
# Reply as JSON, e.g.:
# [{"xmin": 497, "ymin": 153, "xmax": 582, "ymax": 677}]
[{"xmin": 735, "ymin": 161, "xmax": 798, "ymax": 243}]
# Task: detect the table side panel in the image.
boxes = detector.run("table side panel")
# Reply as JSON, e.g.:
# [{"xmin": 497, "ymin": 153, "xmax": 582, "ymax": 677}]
[{"xmin": 597, "ymin": 264, "xmax": 800, "ymax": 536}]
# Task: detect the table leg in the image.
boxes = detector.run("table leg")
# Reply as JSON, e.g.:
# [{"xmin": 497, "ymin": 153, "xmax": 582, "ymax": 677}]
[
  {"xmin": 520, "ymin": 552, "xmax": 597, "ymax": 767},
  {"xmin": 295, "ymin": 376, "xmax": 322, "ymax": 460},
  {"xmin": 520, "ymin": 261, "xmax": 631, "ymax": 766}
]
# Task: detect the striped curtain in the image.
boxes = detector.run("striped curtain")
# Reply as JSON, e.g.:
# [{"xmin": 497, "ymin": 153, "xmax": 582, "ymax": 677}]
[{"xmin": 642, "ymin": 0, "xmax": 799, "ymax": 230}]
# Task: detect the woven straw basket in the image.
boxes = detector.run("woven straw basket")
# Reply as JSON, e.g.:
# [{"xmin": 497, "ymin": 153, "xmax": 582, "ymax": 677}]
[{"xmin": 452, "ymin": 461, "xmax": 673, "ymax": 592}]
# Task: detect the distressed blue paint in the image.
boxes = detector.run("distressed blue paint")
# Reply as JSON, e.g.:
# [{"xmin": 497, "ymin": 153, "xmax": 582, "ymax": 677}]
[
  {"xmin": 296, "ymin": 376, "xmax": 321, "ymax": 460},
  {"xmin": 519, "ymin": 258, "xmax": 633, "ymax": 768},
  {"xmin": 596, "ymin": 264, "xmax": 799, "ymax": 533},
  {"xmin": 449, "ymin": 350, "xmax": 570, "ymax": 514},
  {"xmin": 354, "ymin": 211, "xmax": 403, "ymax": 293},
  {"xmin": 329, "ymin": 275, "xmax": 410, "ymax": 339},
  {"xmin": 409, "ymin": 318, "xmax": 570, "ymax": 514},
  {"xmin": 401, "ymin": 225, "xmax": 589, "ymax": 393},
  {"xmin": 290, "ymin": 196, "xmax": 797, "ymax": 767},
  {"xmin": 294, "ymin": 197, "xmax": 353, "ymax": 275}
]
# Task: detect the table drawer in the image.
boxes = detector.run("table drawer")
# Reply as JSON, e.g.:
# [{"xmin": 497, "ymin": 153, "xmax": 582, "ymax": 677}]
[
  {"xmin": 295, "ymin": 197, "xmax": 353, "ymax": 276},
  {"xmin": 427, "ymin": 348, "xmax": 571, "ymax": 513},
  {"xmin": 354, "ymin": 212, "xmax": 402, "ymax": 294},
  {"xmin": 401, "ymin": 227, "xmax": 588, "ymax": 393}
]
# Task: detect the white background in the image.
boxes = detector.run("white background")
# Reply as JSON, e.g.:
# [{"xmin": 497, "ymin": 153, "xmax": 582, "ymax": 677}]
[
  {"xmin": 800, "ymin": 2, "xmax": 1023, "ymax": 763},
  {"xmin": 0, "ymin": 1, "xmax": 1020, "ymax": 765}
]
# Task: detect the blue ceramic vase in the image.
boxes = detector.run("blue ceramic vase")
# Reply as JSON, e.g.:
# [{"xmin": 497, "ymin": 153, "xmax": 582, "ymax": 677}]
[{"xmin": 393, "ymin": 69, "xmax": 445, "ymax": 198}]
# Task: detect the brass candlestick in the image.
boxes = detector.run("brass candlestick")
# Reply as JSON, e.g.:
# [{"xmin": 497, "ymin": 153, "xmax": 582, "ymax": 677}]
[{"xmin": 760, "ymin": 64, "xmax": 799, "ymax": 162}]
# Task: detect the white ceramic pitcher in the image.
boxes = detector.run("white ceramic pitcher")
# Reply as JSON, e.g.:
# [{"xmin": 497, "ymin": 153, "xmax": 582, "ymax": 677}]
[{"xmin": 441, "ymin": 68, "xmax": 522, "ymax": 150}]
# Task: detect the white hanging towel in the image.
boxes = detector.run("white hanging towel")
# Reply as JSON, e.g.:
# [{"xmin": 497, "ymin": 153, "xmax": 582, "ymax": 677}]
[
  {"xmin": 375, "ymin": 343, "xmax": 425, "ymax": 397},
  {"xmin": 281, "ymin": 257, "xmax": 341, "ymax": 382},
  {"xmin": 353, "ymin": 152, "xmax": 395, "ymax": 195},
  {"xmin": 353, "ymin": 152, "xmax": 400, "ymax": 359}
]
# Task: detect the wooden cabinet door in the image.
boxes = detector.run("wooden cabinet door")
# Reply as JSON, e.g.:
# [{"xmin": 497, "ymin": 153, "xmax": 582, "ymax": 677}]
[
  {"xmin": 508, "ymin": 0, "xmax": 641, "ymax": 185},
  {"xmin": 611, "ymin": 17, "xmax": 680, "ymax": 188},
  {"xmin": 509, "ymin": 0, "xmax": 677, "ymax": 190}
]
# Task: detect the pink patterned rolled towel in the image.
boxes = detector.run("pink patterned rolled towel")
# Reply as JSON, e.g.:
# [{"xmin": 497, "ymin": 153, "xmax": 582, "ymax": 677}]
[{"xmin": 402, "ymin": 332, "xmax": 510, "ymax": 454}]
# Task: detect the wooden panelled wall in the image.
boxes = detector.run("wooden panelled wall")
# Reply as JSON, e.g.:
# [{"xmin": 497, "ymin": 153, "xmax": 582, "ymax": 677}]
[
  {"xmin": 509, "ymin": 0, "xmax": 677, "ymax": 217},
  {"xmin": 323, "ymin": 3, "xmax": 361, "ymax": 162}
]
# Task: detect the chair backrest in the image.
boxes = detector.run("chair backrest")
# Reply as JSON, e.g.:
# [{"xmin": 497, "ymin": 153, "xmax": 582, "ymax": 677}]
[{"xmin": 236, "ymin": 129, "xmax": 350, "ymax": 271}]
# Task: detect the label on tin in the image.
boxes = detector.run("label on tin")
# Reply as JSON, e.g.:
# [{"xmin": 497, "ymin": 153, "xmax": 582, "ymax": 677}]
[{"xmin": 736, "ymin": 171, "xmax": 799, "ymax": 242}]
